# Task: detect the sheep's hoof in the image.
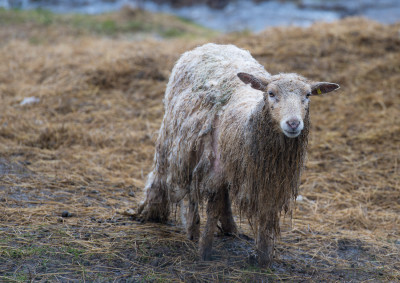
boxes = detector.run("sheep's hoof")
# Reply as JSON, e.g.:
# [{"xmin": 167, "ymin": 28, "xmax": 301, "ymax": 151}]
[
  {"xmin": 248, "ymin": 253, "xmax": 258, "ymax": 265},
  {"xmin": 238, "ymin": 233, "xmax": 252, "ymax": 241},
  {"xmin": 187, "ymin": 232, "xmax": 200, "ymax": 241},
  {"xmin": 133, "ymin": 203, "xmax": 169, "ymax": 223},
  {"xmin": 256, "ymin": 252, "xmax": 273, "ymax": 268},
  {"xmin": 217, "ymin": 224, "xmax": 237, "ymax": 236},
  {"xmin": 258, "ymin": 259, "xmax": 272, "ymax": 268},
  {"xmin": 131, "ymin": 204, "xmax": 146, "ymax": 222},
  {"xmin": 132, "ymin": 213, "xmax": 146, "ymax": 223},
  {"xmin": 135, "ymin": 212, "xmax": 167, "ymax": 223},
  {"xmin": 248, "ymin": 252, "xmax": 272, "ymax": 267},
  {"xmin": 199, "ymin": 247, "xmax": 213, "ymax": 261},
  {"xmin": 201, "ymin": 251, "xmax": 212, "ymax": 261}
]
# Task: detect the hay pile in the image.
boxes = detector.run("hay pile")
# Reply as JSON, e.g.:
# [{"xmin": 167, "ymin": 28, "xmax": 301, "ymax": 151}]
[{"xmin": 0, "ymin": 12, "xmax": 399, "ymax": 281}]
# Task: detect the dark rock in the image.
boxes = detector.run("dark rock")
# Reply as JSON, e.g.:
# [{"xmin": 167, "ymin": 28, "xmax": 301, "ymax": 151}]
[{"xmin": 61, "ymin": 211, "xmax": 73, "ymax": 217}]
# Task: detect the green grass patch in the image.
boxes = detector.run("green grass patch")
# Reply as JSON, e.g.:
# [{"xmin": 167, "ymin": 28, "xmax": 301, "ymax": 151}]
[
  {"xmin": 0, "ymin": 7, "xmax": 54, "ymax": 25},
  {"xmin": 0, "ymin": 7, "xmax": 216, "ymax": 39},
  {"xmin": 1, "ymin": 245, "xmax": 49, "ymax": 258}
]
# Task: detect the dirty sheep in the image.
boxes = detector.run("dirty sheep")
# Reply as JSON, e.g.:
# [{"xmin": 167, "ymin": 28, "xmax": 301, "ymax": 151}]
[{"xmin": 137, "ymin": 43, "xmax": 339, "ymax": 266}]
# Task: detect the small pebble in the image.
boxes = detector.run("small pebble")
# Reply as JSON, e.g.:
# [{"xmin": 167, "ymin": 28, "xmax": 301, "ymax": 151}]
[
  {"xmin": 20, "ymin": 96, "xmax": 40, "ymax": 106},
  {"xmin": 61, "ymin": 211, "xmax": 72, "ymax": 218}
]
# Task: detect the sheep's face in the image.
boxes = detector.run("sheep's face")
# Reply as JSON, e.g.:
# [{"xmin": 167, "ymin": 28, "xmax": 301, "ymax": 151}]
[
  {"xmin": 237, "ymin": 72, "xmax": 340, "ymax": 138},
  {"xmin": 266, "ymin": 77, "xmax": 310, "ymax": 138}
]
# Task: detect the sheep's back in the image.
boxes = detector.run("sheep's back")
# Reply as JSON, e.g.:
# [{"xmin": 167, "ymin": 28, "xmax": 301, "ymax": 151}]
[{"xmin": 165, "ymin": 43, "xmax": 268, "ymax": 108}]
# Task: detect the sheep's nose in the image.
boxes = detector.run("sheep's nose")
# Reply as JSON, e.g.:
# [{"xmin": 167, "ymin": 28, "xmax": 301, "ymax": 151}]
[{"xmin": 286, "ymin": 119, "xmax": 300, "ymax": 130}]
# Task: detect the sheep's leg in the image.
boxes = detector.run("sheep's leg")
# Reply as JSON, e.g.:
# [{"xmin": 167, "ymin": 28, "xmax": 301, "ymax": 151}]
[
  {"xmin": 199, "ymin": 191, "xmax": 222, "ymax": 260},
  {"xmin": 256, "ymin": 216, "xmax": 275, "ymax": 267},
  {"xmin": 137, "ymin": 172, "xmax": 169, "ymax": 222},
  {"xmin": 218, "ymin": 186, "xmax": 237, "ymax": 235},
  {"xmin": 186, "ymin": 193, "xmax": 200, "ymax": 241}
]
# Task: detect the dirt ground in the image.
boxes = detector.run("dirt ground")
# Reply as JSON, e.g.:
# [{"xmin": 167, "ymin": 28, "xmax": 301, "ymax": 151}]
[{"xmin": 0, "ymin": 9, "xmax": 399, "ymax": 282}]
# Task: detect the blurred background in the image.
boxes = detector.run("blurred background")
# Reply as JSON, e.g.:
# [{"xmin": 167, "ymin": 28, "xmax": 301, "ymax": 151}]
[{"xmin": 1, "ymin": 0, "xmax": 399, "ymax": 32}]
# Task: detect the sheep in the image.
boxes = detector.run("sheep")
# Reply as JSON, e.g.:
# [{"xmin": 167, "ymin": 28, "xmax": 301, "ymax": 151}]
[{"xmin": 137, "ymin": 43, "xmax": 339, "ymax": 266}]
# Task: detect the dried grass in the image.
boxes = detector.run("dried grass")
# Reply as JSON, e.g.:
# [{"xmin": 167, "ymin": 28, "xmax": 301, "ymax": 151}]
[{"xmin": 0, "ymin": 14, "xmax": 399, "ymax": 281}]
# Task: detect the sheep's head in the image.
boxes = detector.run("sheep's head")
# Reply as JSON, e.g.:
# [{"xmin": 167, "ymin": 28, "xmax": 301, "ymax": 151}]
[{"xmin": 238, "ymin": 72, "xmax": 339, "ymax": 138}]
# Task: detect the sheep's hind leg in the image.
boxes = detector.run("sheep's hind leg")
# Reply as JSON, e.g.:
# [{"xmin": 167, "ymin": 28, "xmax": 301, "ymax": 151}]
[
  {"xmin": 218, "ymin": 186, "xmax": 237, "ymax": 235},
  {"xmin": 199, "ymin": 190, "xmax": 223, "ymax": 260},
  {"xmin": 137, "ymin": 172, "xmax": 169, "ymax": 222},
  {"xmin": 186, "ymin": 192, "xmax": 200, "ymax": 241}
]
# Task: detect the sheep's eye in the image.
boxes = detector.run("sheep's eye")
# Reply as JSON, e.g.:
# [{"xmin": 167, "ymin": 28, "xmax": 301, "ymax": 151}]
[
  {"xmin": 268, "ymin": 91, "xmax": 275, "ymax": 98},
  {"xmin": 306, "ymin": 92, "xmax": 311, "ymax": 98}
]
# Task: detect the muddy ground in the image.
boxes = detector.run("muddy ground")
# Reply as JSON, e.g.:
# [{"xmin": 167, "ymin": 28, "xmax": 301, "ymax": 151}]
[{"xmin": 0, "ymin": 8, "xmax": 399, "ymax": 282}]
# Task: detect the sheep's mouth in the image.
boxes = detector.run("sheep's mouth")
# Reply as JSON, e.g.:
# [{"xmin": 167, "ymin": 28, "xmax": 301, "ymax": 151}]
[{"xmin": 283, "ymin": 129, "xmax": 301, "ymax": 138}]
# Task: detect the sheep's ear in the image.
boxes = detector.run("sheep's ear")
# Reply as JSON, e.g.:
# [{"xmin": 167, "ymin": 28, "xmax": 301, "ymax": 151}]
[
  {"xmin": 310, "ymin": 82, "xmax": 340, "ymax": 95},
  {"xmin": 237, "ymin": 72, "xmax": 268, "ymax": 91}
]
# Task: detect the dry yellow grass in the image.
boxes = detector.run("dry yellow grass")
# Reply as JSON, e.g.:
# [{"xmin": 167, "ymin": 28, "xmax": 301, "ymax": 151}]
[{"xmin": 0, "ymin": 10, "xmax": 399, "ymax": 281}]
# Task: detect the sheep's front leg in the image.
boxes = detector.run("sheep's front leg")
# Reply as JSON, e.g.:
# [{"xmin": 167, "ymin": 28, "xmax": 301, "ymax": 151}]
[
  {"xmin": 218, "ymin": 186, "xmax": 237, "ymax": 235},
  {"xmin": 199, "ymin": 192, "xmax": 221, "ymax": 260},
  {"xmin": 186, "ymin": 193, "xmax": 200, "ymax": 241},
  {"xmin": 256, "ymin": 216, "xmax": 275, "ymax": 267}
]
